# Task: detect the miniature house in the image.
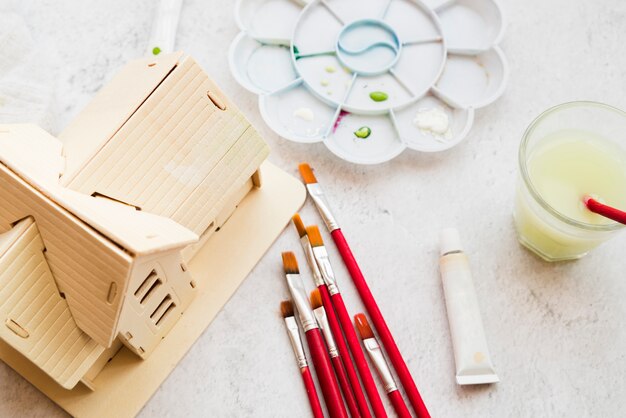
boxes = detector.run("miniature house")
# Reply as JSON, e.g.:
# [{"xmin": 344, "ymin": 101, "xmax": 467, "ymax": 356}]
[{"xmin": 0, "ymin": 52, "xmax": 269, "ymax": 390}]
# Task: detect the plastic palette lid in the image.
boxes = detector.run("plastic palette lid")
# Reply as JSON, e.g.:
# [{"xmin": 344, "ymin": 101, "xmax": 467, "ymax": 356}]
[{"xmin": 229, "ymin": 0, "xmax": 508, "ymax": 165}]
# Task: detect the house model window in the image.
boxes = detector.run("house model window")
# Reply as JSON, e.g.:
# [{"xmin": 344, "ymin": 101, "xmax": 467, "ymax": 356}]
[{"xmin": 0, "ymin": 52, "xmax": 269, "ymax": 390}]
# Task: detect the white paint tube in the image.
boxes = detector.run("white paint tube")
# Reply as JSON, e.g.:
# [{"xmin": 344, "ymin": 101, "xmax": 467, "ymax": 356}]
[{"xmin": 439, "ymin": 228, "xmax": 499, "ymax": 385}]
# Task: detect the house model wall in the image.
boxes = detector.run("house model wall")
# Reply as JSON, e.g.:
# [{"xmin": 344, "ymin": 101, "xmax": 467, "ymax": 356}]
[{"xmin": 0, "ymin": 52, "xmax": 269, "ymax": 390}]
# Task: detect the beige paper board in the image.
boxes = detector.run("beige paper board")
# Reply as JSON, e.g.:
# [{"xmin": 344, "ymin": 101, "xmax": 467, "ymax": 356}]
[{"xmin": 0, "ymin": 162, "xmax": 305, "ymax": 417}]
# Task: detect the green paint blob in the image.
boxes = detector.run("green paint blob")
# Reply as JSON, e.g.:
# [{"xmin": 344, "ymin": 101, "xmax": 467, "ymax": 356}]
[
  {"xmin": 369, "ymin": 91, "xmax": 388, "ymax": 102},
  {"xmin": 293, "ymin": 45, "xmax": 302, "ymax": 60},
  {"xmin": 354, "ymin": 126, "xmax": 372, "ymax": 139},
  {"xmin": 152, "ymin": 46, "xmax": 161, "ymax": 56}
]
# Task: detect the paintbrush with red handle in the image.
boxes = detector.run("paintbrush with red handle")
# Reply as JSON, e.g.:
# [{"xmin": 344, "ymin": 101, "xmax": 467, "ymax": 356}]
[
  {"xmin": 293, "ymin": 214, "xmax": 370, "ymax": 418},
  {"xmin": 306, "ymin": 226, "xmax": 386, "ymax": 418},
  {"xmin": 310, "ymin": 289, "xmax": 362, "ymax": 418},
  {"xmin": 281, "ymin": 300, "xmax": 324, "ymax": 418},
  {"xmin": 282, "ymin": 252, "xmax": 348, "ymax": 418},
  {"xmin": 584, "ymin": 195, "xmax": 626, "ymax": 224},
  {"xmin": 355, "ymin": 313, "xmax": 412, "ymax": 418},
  {"xmin": 300, "ymin": 163, "xmax": 430, "ymax": 418}
]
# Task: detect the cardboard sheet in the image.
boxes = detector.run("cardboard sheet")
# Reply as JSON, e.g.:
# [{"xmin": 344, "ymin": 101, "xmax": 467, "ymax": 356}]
[{"xmin": 0, "ymin": 162, "xmax": 305, "ymax": 417}]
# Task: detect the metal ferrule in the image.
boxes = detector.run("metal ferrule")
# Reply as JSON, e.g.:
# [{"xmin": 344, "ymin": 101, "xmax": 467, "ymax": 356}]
[
  {"xmin": 363, "ymin": 338, "xmax": 398, "ymax": 393},
  {"xmin": 306, "ymin": 183, "xmax": 340, "ymax": 232},
  {"xmin": 312, "ymin": 245, "xmax": 340, "ymax": 295},
  {"xmin": 286, "ymin": 274, "xmax": 319, "ymax": 332},
  {"xmin": 300, "ymin": 236, "xmax": 324, "ymax": 287},
  {"xmin": 284, "ymin": 316, "xmax": 308, "ymax": 369},
  {"xmin": 313, "ymin": 307, "xmax": 339, "ymax": 358}
]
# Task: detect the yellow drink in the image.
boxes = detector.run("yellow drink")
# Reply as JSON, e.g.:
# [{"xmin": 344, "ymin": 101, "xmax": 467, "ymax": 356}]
[
  {"xmin": 515, "ymin": 102, "xmax": 626, "ymax": 261},
  {"xmin": 529, "ymin": 132, "xmax": 626, "ymax": 224}
]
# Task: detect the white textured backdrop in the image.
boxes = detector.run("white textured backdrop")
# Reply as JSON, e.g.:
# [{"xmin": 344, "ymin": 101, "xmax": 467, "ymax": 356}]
[{"xmin": 1, "ymin": 0, "xmax": 625, "ymax": 417}]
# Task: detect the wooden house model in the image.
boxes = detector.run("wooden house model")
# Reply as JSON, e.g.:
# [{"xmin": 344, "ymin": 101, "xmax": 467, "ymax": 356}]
[{"xmin": 0, "ymin": 52, "xmax": 269, "ymax": 391}]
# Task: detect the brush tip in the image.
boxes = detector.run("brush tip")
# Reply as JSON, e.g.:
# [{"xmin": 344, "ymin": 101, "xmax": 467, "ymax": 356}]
[
  {"xmin": 354, "ymin": 313, "xmax": 374, "ymax": 340},
  {"xmin": 305, "ymin": 225, "xmax": 324, "ymax": 247},
  {"xmin": 282, "ymin": 251, "xmax": 299, "ymax": 274},
  {"xmin": 280, "ymin": 300, "xmax": 294, "ymax": 318},
  {"xmin": 310, "ymin": 289, "xmax": 323, "ymax": 309},
  {"xmin": 299, "ymin": 163, "xmax": 318, "ymax": 185},
  {"xmin": 292, "ymin": 213, "xmax": 307, "ymax": 238}
]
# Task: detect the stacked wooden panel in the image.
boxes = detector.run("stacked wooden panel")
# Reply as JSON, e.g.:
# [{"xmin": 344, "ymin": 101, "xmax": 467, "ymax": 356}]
[
  {"xmin": 0, "ymin": 218, "xmax": 104, "ymax": 389},
  {"xmin": 62, "ymin": 54, "xmax": 269, "ymax": 241}
]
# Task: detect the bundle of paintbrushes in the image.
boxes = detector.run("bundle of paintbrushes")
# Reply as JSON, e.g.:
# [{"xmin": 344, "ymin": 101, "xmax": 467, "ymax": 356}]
[
  {"xmin": 277, "ymin": 163, "xmax": 430, "ymax": 418},
  {"xmin": 281, "ymin": 252, "xmax": 348, "ymax": 418}
]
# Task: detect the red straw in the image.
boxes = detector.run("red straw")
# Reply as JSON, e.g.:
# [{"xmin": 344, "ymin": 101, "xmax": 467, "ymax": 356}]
[{"xmin": 584, "ymin": 196, "xmax": 626, "ymax": 225}]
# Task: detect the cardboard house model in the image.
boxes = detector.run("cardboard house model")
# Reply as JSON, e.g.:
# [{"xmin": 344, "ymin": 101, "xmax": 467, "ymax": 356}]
[{"xmin": 0, "ymin": 52, "xmax": 269, "ymax": 391}]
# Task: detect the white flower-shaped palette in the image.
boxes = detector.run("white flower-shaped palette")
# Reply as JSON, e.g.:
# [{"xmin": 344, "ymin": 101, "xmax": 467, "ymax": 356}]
[{"xmin": 229, "ymin": 0, "xmax": 507, "ymax": 164}]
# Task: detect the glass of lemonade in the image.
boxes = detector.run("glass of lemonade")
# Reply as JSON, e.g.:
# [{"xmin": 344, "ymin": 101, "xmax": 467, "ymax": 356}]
[{"xmin": 514, "ymin": 101, "xmax": 626, "ymax": 261}]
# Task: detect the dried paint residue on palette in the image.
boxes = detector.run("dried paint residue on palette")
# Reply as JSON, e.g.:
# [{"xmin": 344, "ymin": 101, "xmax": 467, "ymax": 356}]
[
  {"xmin": 326, "ymin": 112, "xmax": 405, "ymax": 164},
  {"xmin": 230, "ymin": 0, "xmax": 508, "ymax": 164}
]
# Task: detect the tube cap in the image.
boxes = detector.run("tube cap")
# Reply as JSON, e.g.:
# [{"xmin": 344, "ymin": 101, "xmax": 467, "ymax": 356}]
[{"xmin": 440, "ymin": 228, "xmax": 463, "ymax": 256}]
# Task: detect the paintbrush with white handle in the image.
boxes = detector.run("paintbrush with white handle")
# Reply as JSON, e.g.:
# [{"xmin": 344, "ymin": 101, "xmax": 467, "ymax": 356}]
[{"xmin": 146, "ymin": 0, "xmax": 183, "ymax": 56}]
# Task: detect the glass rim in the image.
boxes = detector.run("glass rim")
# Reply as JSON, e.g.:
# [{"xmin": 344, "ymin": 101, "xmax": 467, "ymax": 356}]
[{"xmin": 519, "ymin": 100, "xmax": 626, "ymax": 232}]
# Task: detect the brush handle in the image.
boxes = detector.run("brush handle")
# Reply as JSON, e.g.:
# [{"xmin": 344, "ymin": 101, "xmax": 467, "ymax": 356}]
[
  {"xmin": 331, "ymin": 229, "xmax": 430, "ymax": 418},
  {"xmin": 331, "ymin": 292, "xmax": 387, "ymax": 418},
  {"xmin": 146, "ymin": 0, "xmax": 183, "ymax": 55},
  {"xmin": 306, "ymin": 328, "xmax": 349, "ymax": 418},
  {"xmin": 301, "ymin": 366, "xmax": 324, "ymax": 418},
  {"xmin": 387, "ymin": 390, "xmax": 412, "ymax": 418},
  {"xmin": 320, "ymin": 285, "xmax": 371, "ymax": 418},
  {"xmin": 586, "ymin": 198, "xmax": 626, "ymax": 224},
  {"xmin": 331, "ymin": 351, "xmax": 361, "ymax": 418}
]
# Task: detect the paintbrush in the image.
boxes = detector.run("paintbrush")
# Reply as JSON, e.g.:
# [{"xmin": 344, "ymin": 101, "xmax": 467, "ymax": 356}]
[
  {"xmin": 146, "ymin": 0, "xmax": 183, "ymax": 56},
  {"xmin": 306, "ymin": 225, "xmax": 386, "ymax": 418},
  {"xmin": 293, "ymin": 214, "xmax": 370, "ymax": 417},
  {"xmin": 310, "ymin": 289, "xmax": 361, "ymax": 418},
  {"xmin": 355, "ymin": 313, "xmax": 411, "ymax": 418},
  {"xmin": 299, "ymin": 163, "xmax": 430, "ymax": 418},
  {"xmin": 281, "ymin": 300, "xmax": 324, "ymax": 418},
  {"xmin": 282, "ymin": 252, "xmax": 348, "ymax": 418}
]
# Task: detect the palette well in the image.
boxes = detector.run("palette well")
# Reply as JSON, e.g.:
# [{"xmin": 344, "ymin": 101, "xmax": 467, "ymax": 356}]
[{"xmin": 230, "ymin": 0, "xmax": 507, "ymax": 164}]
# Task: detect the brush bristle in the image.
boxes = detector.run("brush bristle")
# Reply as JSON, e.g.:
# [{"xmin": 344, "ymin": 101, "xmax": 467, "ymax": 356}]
[
  {"xmin": 354, "ymin": 313, "xmax": 374, "ymax": 339},
  {"xmin": 310, "ymin": 289, "xmax": 323, "ymax": 309},
  {"xmin": 299, "ymin": 163, "xmax": 318, "ymax": 185},
  {"xmin": 292, "ymin": 213, "xmax": 307, "ymax": 238},
  {"xmin": 280, "ymin": 300, "xmax": 294, "ymax": 318},
  {"xmin": 282, "ymin": 251, "xmax": 299, "ymax": 274},
  {"xmin": 305, "ymin": 225, "xmax": 324, "ymax": 247}
]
